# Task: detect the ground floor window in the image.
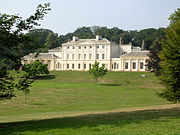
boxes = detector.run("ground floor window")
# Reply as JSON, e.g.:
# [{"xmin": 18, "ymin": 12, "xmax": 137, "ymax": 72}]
[
  {"xmin": 78, "ymin": 64, "xmax": 81, "ymax": 69},
  {"xmin": 72, "ymin": 64, "xmax": 74, "ymax": 69},
  {"xmin": 84, "ymin": 64, "xmax": 86, "ymax": 69},
  {"xmin": 133, "ymin": 62, "xmax": 136, "ymax": 69},
  {"xmin": 125, "ymin": 62, "xmax": 128, "ymax": 69},
  {"xmin": 140, "ymin": 62, "xmax": 144, "ymax": 69},
  {"xmin": 67, "ymin": 64, "xmax": 69, "ymax": 69}
]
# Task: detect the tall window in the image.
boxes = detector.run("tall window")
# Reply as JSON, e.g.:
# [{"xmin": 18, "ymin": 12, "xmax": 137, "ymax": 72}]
[
  {"xmin": 102, "ymin": 54, "xmax": 105, "ymax": 59},
  {"xmin": 84, "ymin": 64, "xmax": 86, "ymax": 69},
  {"xmin": 96, "ymin": 54, "xmax": 99, "ymax": 59},
  {"xmin": 89, "ymin": 54, "xmax": 92, "ymax": 59},
  {"xmin": 72, "ymin": 64, "xmax": 74, "ymax": 69},
  {"xmin": 89, "ymin": 64, "xmax": 91, "ymax": 69},
  {"xmin": 67, "ymin": 54, "xmax": 69, "ymax": 60},
  {"xmin": 67, "ymin": 64, "xmax": 69, "ymax": 69},
  {"xmin": 102, "ymin": 45, "xmax": 105, "ymax": 49},
  {"xmin": 125, "ymin": 62, "xmax": 128, "ymax": 69},
  {"xmin": 140, "ymin": 62, "xmax": 144, "ymax": 69},
  {"xmin": 67, "ymin": 46, "xmax": 69, "ymax": 49},
  {"xmin": 78, "ymin": 54, "xmax": 81, "ymax": 60},
  {"xmin": 78, "ymin": 64, "xmax": 81, "ymax": 69},
  {"xmin": 90, "ymin": 46, "xmax": 92, "ymax": 49},
  {"xmin": 133, "ymin": 62, "xmax": 136, "ymax": 69},
  {"xmin": 79, "ymin": 46, "xmax": 81, "ymax": 49},
  {"xmin": 72, "ymin": 54, "xmax": 74, "ymax": 60},
  {"xmin": 84, "ymin": 46, "xmax": 86, "ymax": 49},
  {"xmin": 84, "ymin": 54, "xmax": 86, "ymax": 60}
]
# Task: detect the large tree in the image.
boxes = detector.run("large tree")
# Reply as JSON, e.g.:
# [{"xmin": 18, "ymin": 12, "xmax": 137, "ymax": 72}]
[
  {"xmin": 158, "ymin": 8, "xmax": 180, "ymax": 102},
  {"xmin": 0, "ymin": 3, "xmax": 51, "ymax": 100}
]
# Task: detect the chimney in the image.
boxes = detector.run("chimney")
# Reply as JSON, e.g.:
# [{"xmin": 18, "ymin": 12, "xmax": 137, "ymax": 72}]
[
  {"xmin": 119, "ymin": 37, "xmax": 123, "ymax": 45},
  {"xmin": 96, "ymin": 35, "xmax": 102, "ymax": 41},
  {"xmin": 72, "ymin": 36, "xmax": 79, "ymax": 42},
  {"xmin": 142, "ymin": 40, "xmax": 145, "ymax": 50}
]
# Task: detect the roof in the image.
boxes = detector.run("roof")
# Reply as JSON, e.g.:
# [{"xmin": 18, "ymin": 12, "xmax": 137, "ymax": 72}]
[
  {"xmin": 62, "ymin": 38, "xmax": 112, "ymax": 46},
  {"xmin": 23, "ymin": 53, "xmax": 59, "ymax": 59},
  {"xmin": 48, "ymin": 47, "xmax": 62, "ymax": 52},
  {"xmin": 121, "ymin": 51, "xmax": 150, "ymax": 57}
]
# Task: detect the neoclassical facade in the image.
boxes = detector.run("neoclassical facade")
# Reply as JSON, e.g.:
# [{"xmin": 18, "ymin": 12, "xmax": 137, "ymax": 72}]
[{"xmin": 22, "ymin": 36, "xmax": 149, "ymax": 72}]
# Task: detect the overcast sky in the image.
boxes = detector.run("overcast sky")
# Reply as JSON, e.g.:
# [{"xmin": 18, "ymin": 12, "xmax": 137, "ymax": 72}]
[{"xmin": 0, "ymin": 0, "xmax": 179, "ymax": 35}]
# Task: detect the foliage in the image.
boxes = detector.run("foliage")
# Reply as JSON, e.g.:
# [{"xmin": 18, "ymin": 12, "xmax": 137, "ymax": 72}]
[
  {"xmin": 146, "ymin": 36, "xmax": 165, "ymax": 76},
  {"xmin": 22, "ymin": 60, "xmax": 49, "ymax": 78},
  {"xmin": 16, "ymin": 77, "xmax": 33, "ymax": 104},
  {"xmin": 0, "ymin": 3, "xmax": 50, "ymax": 100},
  {"xmin": 158, "ymin": 8, "xmax": 180, "ymax": 103},
  {"xmin": 89, "ymin": 61, "xmax": 108, "ymax": 84}
]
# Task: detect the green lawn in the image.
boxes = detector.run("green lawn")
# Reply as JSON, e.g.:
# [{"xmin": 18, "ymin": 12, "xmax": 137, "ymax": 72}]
[{"xmin": 1, "ymin": 71, "xmax": 180, "ymax": 135}]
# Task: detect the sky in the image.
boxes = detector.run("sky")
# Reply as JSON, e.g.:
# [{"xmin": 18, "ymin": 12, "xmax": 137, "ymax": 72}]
[{"xmin": 0, "ymin": 0, "xmax": 179, "ymax": 35}]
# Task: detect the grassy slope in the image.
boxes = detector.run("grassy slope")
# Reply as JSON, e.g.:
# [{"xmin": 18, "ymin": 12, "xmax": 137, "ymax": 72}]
[{"xmin": 1, "ymin": 71, "xmax": 179, "ymax": 134}]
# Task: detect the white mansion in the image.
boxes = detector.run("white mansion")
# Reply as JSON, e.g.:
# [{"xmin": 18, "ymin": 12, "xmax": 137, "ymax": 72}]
[{"xmin": 22, "ymin": 35, "xmax": 149, "ymax": 71}]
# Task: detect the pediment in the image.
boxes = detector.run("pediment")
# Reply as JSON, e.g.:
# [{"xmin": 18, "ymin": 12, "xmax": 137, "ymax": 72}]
[{"xmin": 80, "ymin": 41, "xmax": 94, "ymax": 45}]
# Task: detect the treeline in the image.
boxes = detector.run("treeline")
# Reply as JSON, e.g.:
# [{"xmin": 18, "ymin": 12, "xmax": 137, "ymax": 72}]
[{"xmin": 25, "ymin": 26, "xmax": 165, "ymax": 54}]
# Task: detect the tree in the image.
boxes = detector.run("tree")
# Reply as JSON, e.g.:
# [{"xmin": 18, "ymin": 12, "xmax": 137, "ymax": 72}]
[
  {"xmin": 158, "ymin": 8, "xmax": 180, "ymax": 102},
  {"xmin": 146, "ymin": 36, "xmax": 165, "ymax": 76},
  {"xmin": 89, "ymin": 61, "xmax": 108, "ymax": 84},
  {"xmin": 22, "ymin": 60, "xmax": 49, "ymax": 79},
  {"xmin": 0, "ymin": 3, "xmax": 51, "ymax": 100}
]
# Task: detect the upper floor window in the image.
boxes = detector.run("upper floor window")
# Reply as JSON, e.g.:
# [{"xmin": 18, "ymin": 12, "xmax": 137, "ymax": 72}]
[
  {"xmin": 89, "ymin": 54, "xmax": 92, "ymax": 59},
  {"xmin": 96, "ymin": 45, "xmax": 99, "ymax": 48},
  {"xmin": 90, "ymin": 46, "xmax": 92, "ymax": 49},
  {"xmin": 67, "ymin": 54, "xmax": 69, "ymax": 59},
  {"xmin": 84, "ymin": 54, "xmax": 86, "ymax": 60},
  {"xmin": 79, "ymin": 46, "xmax": 81, "ymax": 49},
  {"xmin": 84, "ymin": 46, "xmax": 86, "ymax": 49},
  {"xmin": 78, "ymin": 54, "xmax": 81, "ymax": 60},
  {"xmin": 67, "ymin": 46, "xmax": 69, "ymax": 49},
  {"xmin": 72, "ymin": 54, "xmax": 74, "ymax": 60},
  {"xmin": 72, "ymin": 46, "xmax": 75, "ymax": 49},
  {"xmin": 102, "ymin": 45, "xmax": 105, "ymax": 49}
]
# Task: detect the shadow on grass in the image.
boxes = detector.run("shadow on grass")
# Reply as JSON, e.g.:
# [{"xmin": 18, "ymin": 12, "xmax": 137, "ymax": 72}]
[
  {"xmin": 37, "ymin": 75, "xmax": 56, "ymax": 80},
  {"xmin": 1, "ymin": 107, "xmax": 180, "ymax": 134},
  {"xmin": 100, "ymin": 83, "xmax": 122, "ymax": 86}
]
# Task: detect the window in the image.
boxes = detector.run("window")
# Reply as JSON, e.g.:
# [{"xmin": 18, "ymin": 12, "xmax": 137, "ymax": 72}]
[
  {"xmin": 84, "ymin": 64, "xmax": 86, "ymax": 69},
  {"xmin": 89, "ymin": 54, "xmax": 92, "ymax": 59},
  {"xmin": 96, "ymin": 54, "xmax": 99, "ymax": 59},
  {"xmin": 102, "ymin": 54, "xmax": 105, "ymax": 59},
  {"xmin": 140, "ymin": 62, "xmax": 144, "ymax": 69},
  {"xmin": 84, "ymin": 54, "xmax": 86, "ymax": 60},
  {"xmin": 67, "ymin": 46, "xmax": 69, "ymax": 49},
  {"xmin": 112, "ymin": 64, "xmax": 113, "ymax": 69},
  {"xmin": 72, "ymin": 54, "xmax": 74, "ymax": 60},
  {"xmin": 96, "ymin": 45, "xmax": 99, "ymax": 48},
  {"xmin": 72, "ymin": 64, "xmax": 74, "ymax": 69},
  {"xmin": 125, "ymin": 62, "xmax": 128, "ymax": 69},
  {"xmin": 89, "ymin": 64, "xmax": 91, "ymax": 69},
  {"xmin": 67, "ymin": 54, "xmax": 69, "ymax": 59},
  {"xmin": 78, "ymin": 64, "xmax": 81, "ymax": 69},
  {"xmin": 84, "ymin": 46, "xmax": 86, "ymax": 49},
  {"xmin": 90, "ymin": 46, "xmax": 92, "ymax": 49},
  {"xmin": 79, "ymin": 46, "xmax": 81, "ymax": 49},
  {"xmin": 73, "ymin": 46, "xmax": 75, "ymax": 49},
  {"xmin": 78, "ymin": 54, "xmax": 81, "ymax": 60},
  {"xmin": 102, "ymin": 45, "xmax": 105, "ymax": 49},
  {"xmin": 67, "ymin": 64, "xmax": 69, "ymax": 69},
  {"xmin": 133, "ymin": 62, "xmax": 136, "ymax": 69}
]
